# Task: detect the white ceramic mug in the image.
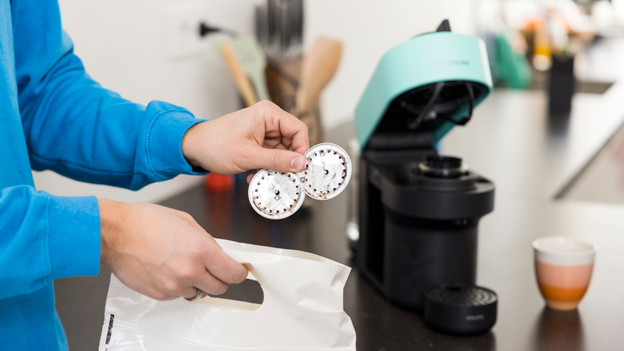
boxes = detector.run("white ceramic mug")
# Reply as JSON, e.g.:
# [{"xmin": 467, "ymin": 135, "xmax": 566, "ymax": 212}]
[{"xmin": 533, "ymin": 236, "xmax": 595, "ymax": 311}]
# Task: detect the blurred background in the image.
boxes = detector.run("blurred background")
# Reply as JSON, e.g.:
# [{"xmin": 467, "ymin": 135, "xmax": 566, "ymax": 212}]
[
  {"xmin": 39, "ymin": 0, "xmax": 624, "ymax": 203},
  {"xmin": 47, "ymin": 1, "xmax": 624, "ymax": 349}
]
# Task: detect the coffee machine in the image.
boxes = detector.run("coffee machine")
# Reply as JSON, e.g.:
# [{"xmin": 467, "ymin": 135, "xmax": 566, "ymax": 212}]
[{"xmin": 353, "ymin": 21, "xmax": 496, "ymax": 314}]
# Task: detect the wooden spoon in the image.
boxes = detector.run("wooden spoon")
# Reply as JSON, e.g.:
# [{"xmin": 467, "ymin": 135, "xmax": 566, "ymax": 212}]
[
  {"xmin": 220, "ymin": 41, "xmax": 258, "ymax": 107},
  {"xmin": 296, "ymin": 36, "xmax": 343, "ymax": 114}
]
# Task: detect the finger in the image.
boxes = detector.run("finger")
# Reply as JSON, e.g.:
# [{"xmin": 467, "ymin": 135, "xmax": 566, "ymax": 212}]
[
  {"xmin": 183, "ymin": 286, "xmax": 203, "ymax": 301},
  {"xmin": 261, "ymin": 103, "xmax": 309, "ymax": 153},
  {"xmin": 172, "ymin": 220, "xmax": 248, "ymax": 286},
  {"xmin": 279, "ymin": 119, "xmax": 309, "ymax": 155},
  {"xmin": 193, "ymin": 273, "xmax": 229, "ymax": 296},
  {"xmin": 248, "ymin": 148, "xmax": 307, "ymax": 173},
  {"xmin": 262, "ymin": 139, "xmax": 291, "ymax": 154},
  {"xmin": 202, "ymin": 240, "xmax": 249, "ymax": 285},
  {"xmin": 246, "ymin": 172, "xmax": 256, "ymax": 183},
  {"xmin": 207, "ymin": 255, "xmax": 248, "ymax": 285}
]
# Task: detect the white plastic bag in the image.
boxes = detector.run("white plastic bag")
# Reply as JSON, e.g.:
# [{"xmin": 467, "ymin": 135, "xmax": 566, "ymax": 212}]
[{"xmin": 98, "ymin": 239, "xmax": 356, "ymax": 351}]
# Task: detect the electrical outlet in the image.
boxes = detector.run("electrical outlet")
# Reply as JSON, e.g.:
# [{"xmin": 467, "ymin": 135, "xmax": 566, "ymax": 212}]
[{"xmin": 165, "ymin": 4, "xmax": 211, "ymax": 60}]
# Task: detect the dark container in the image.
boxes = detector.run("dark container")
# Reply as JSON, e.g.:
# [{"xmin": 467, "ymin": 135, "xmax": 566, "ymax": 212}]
[
  {"xmin": 356, "ymin": 151, "xmax": 494, "ymax": 310},
  {"xmin": 548, "ymin": 55, "xmax": 576, "ymax": 114}
]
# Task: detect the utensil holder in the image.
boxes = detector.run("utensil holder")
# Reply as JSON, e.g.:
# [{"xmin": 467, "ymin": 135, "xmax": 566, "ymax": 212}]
[{"xmin": 265, "ymin": 59, "xmax": 324, "ymax": 145}]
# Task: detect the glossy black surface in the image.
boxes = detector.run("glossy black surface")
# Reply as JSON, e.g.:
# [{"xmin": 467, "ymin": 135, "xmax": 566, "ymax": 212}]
[
  {"xmin": 159, "ymin": 88, "xmax": 624, "ymax": 349},
  {"xmin": 157, "ymin": 176, "xmax": 624, "ymax": 351},
  {"xmin": 55, "ymin": 87, "xmax": 624, "ymax": 350}
]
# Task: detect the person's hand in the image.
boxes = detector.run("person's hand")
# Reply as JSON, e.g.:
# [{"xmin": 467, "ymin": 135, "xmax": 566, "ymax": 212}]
[
  {"xmin": 181, "ymin": 100, "xmax": 309, "ymax": 175},
  {"xmin": 98, "ymin": 198, "xmax": 247, "ymax": 300}
]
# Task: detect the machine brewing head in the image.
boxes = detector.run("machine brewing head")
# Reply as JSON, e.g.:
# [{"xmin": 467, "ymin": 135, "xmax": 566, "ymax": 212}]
[{"xmin": 418, "ymin": 155, "xmax": 467, "ymax": 178}]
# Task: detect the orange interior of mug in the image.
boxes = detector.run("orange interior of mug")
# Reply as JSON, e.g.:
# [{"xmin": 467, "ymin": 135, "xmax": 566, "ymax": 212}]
[{"xmin": 535, "ymin": 260, "xmax": 594, "ymax": 310}]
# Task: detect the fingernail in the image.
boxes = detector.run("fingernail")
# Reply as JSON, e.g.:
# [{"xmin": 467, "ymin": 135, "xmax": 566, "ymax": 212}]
[{"xmin": 290, "ymin": 156, "xmax": 306, "ymax": 171}]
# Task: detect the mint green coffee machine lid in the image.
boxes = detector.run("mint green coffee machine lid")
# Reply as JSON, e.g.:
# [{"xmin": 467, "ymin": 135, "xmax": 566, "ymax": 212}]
[{"xmin": 355, "ymin": 20, "xmax": 493, "ymax": 151}]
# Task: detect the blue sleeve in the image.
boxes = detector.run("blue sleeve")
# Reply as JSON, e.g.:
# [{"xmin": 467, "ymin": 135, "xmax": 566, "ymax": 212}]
[
  {"xmin": 0, "ymin": 186, "xmax": 100, "ymax": 299},
  {"xmin": 13, "ymin": 0, "xmax": 207, "ymax": 190}
]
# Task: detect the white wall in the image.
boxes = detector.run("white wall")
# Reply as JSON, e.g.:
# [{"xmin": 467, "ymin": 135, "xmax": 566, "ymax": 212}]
[
  {"xmin": 35, "ymin": 0, "xmax": 255, "ymax": 202},
  {"xmin": 35, "ymin": 0, "xmax": 475, "ymax": 203}
]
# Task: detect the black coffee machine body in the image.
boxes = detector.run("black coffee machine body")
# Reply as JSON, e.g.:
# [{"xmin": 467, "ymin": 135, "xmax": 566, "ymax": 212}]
[{"xmin": 353, "ymin": 21, "xmax": 495, "ymax": 311}]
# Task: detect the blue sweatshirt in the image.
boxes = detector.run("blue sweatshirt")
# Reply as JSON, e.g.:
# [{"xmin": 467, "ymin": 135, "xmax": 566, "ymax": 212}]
[{"xmin": 0, "ymin": 0, "xmax": 206, "ymax": 349}]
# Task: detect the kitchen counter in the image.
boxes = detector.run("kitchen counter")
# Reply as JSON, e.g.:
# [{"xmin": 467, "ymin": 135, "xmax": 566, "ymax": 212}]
[
  {"xmin": 161, "ymin": 185, "xmax": 624, "ymax": 351},
  {"xmin": 55, "ymin": 84, "xmax": 624, "ymax": 350},
  {"xmin": 159, "ymin": 85, "xmax": 624, "ymax": 350},
  {"xmin": 441, "ymin": 81, "xmax": 624, "ymax": 200}
]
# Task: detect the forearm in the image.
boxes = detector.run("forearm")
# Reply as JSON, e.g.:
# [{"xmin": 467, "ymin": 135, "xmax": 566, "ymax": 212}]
[
  {"xmin": 99, "ymin": 198, "xmax": 124, "ymax": 266},
  {"xmin": 0, "ymin": 186, "xmax": 100, "ymax": 299},
  {"xmin": 19, "ymin": 51, "xmax": 206, "ymax": 189}
]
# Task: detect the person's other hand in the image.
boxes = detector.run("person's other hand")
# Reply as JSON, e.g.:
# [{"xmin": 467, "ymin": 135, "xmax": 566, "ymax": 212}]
[
  {"xmin": 181, "ymin": 100, "xmax": 309, "ymax": 175},
  {"xmin": 98, "ymin": 198, "xmax": 247, "ymax": 300}
]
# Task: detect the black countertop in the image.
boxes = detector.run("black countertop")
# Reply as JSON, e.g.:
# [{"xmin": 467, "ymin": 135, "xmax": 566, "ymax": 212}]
[
  {"xmin": 158, "ymin": 167, "xmax": 624, "ymax": 351},
  {"xmin": 159, "ymin": 85, "xmax": 624, "ymax": 350},
  {"xmin": 56, "ymin": 85, "xmax": 624, "ymax": 350},
  {"xmin": 441, "ymin": 83, "xmax": 624, "ymax": 200}
]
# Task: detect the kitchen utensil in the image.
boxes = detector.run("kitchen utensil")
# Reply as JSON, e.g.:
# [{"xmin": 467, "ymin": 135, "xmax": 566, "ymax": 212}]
[
  {"xmin": 220, "ymin": 41, "xmax": 258, "ymax": 106},
  {"xmin": 256, "ymin": 0, "xmax": 304, "ymax": 61},
  {"xmin": 230, "ymin": 35, "xmax": 271, "ymax": 101},
  {"xmin": 296, "ymin": 36, "xmax": 343, "ymax": 114}
]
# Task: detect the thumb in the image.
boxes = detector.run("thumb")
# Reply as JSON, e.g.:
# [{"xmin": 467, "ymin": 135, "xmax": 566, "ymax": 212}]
[{"xmin": 252, "ymin": 148, "xmax": 307, "ymax": 173}]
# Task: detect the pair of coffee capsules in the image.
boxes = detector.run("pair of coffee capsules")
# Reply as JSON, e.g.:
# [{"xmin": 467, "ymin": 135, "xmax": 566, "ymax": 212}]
[{"xmin": 248, "ymin": 143, "xmax": 352, "ymax": 220}]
